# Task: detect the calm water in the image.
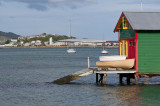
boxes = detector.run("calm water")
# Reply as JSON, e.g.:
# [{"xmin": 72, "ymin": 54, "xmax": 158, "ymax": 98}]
[{"xmin": 0, "ymin": 48, "xmax": 160, "ymax": 106}]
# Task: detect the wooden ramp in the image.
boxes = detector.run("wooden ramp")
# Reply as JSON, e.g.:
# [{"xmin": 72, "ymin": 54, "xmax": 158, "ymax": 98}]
[{"xmin": 53, "ymin": 68, "xmax": 94, "ymax": 84}]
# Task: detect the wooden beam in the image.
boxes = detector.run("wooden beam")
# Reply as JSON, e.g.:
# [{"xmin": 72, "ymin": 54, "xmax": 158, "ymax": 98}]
[
  {"xmin": 53, "ymin": 68, "xmax": 93, "ymax": 84},
  {"xmin": 95, "ymin": 70, "xmax": 136, "ymax": 74},
  {"xmin": 142, "ymin": 78, "xmax": 151, "ymax": 84},
  {"xmin": 96, "ymin": 73, "xmax": 98, "ymax": 84},
  {"xmin": 134, "ymin": 74, "xmax": 139, "ymax": 85},
  {"xmin": 127, "ymin": 75, "xmax": 131, "ymax": 85},
  {"xmin": 103, "ymin": 74, "xmax": 107, "ymax": 84},
  {"xmin": 119, "ymin": 74, "xmax": 123, "ymax": 84}
]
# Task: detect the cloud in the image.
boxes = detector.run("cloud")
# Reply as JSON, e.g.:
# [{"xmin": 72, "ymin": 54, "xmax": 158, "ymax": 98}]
[
  {"xmin": 1, "ymin": 0, "xmax": 97, "ymax": 11},
  {"xmin": 119, "ymin": 0, "xmax": 160, "ymax": 4}
]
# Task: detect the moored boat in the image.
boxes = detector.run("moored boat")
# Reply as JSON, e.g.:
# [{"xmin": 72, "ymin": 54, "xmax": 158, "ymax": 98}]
[
  {"xmin": 101, "ymin": 49, "xmax": 108, "ymax": 54},
  {"xmin": 96, "ymin": 59, "xmax": 135, "ymax": 69},
  {"xmin": 67, "ymin": 48, "xmax": 76, "ymax": 53},
  {"xmin": 99, "ymin": 55, "xmax": 126, "ymax": 61}
]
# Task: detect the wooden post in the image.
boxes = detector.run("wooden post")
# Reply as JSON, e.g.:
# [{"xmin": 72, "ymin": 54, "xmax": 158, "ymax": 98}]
[
  {"xmin": 142, "ymin": 78, "xmax": 151, "ymax": 84},
  {"xmin": 88, "ymin": 57, "xmax": 90, "ymax": 68},
  {"xmin": 119, "ymin": 74, "xmax": 123, "ymax": 84},
  {"xmin": 96, "ymin": 73, "xmax": 98, "ymax": 84},
  {"xmin": 127, "ymin": 75, "xmax": 130, "ymax": 85},
  {"xmin": 103, "ymin": 74, "xmax": 107, "ymax": 85},
  {"xmin": 99, "ymin": 74, "xmax": 104, "ymax": 85},
  {"xmin": 131, "ymin": 78, "xmax": 134, "ymax": 84},
  {"xmin": 135, "ymin": 74, "xmax": 139, "ymax": 85}
]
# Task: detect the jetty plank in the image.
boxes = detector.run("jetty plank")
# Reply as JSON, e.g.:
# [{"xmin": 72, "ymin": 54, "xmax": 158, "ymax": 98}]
[{"xmin": 53, "ymin": 68, "xmax": 93, "ymax": 84}]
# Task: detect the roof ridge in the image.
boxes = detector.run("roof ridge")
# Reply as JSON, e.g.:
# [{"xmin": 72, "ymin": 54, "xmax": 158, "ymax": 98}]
[{"xmin": 123, "ymin": 11, "xmax": 160, "ymax": 13}]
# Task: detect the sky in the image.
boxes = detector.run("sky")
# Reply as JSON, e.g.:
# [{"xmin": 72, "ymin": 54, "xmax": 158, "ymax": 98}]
[{"xmin": 0, "ymin": 0, "xmax": 160, "ymax": 40}]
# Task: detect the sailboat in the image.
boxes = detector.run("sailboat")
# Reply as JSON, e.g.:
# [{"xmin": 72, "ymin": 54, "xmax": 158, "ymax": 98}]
[
  {"xmin": 67, "ymin": 47, "xmax": 76, "ymax": 53},
  {"xmin": 101, "ymin": 48, "xmax": 108, "ymax": 54},
  {"xmin": 101, "ymin": 34, "xmax": 108, "ymax": 54},
  {"xmin": 67, "ymin": 19, "xmax": 76, "ymax": 53}
]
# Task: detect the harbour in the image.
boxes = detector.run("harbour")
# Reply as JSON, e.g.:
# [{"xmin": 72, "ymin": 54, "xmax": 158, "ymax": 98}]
[
  {"xmin": 0, "ymin": 47, "xmax": 160, "ymax": 105},
  {"xmin": 1, "ymin": 0, "xmax": 160, "ymax": 105}
]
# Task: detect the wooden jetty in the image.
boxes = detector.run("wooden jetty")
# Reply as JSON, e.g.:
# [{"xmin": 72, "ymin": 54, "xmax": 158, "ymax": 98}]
[
  {"xmin": 94, "ymin": 68, "xmax": 136, "ymax": 85},
  {"xmin": 53, "ymin": 68, "xmax": 94, "ymax": 84},
  {"xmin": 53, "ymin": 57, "xmax": 158, "ymax": 85},
  {"xmin": 53, "ymin": 66, "xmax": 138, "ymax": 85}
]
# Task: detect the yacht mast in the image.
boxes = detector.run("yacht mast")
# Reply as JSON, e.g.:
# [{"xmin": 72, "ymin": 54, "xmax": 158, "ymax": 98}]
[
  {"xmin": 69, "ymin": 19, "xmax": 71, "ymax": 37},
  {"xmin": 141, "ymin": 0, "xmax": 143, "ymax": 11}
]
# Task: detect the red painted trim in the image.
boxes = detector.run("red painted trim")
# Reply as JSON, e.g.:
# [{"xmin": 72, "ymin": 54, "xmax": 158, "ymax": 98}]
[
  {"xmin": 119, "ymin": 38, "xmax": 135, "ymax": 41},
  {"xmin": 135, "ymin": 30, "xmax": 139, "ymax": 76},
  {"xmin": 114, "ymin": 12, "xmax": 134, "ymax": 32},
  {"xmin": 123, "ymin": 13, "xmax": 134, "ymax": 31},
  {"xmin": 114, "ymin": 12, "xmax": 124, "ymax": 32},
  {"xmin": 118, "ymin": 31, "xmax": 120, "ymax": 55}
]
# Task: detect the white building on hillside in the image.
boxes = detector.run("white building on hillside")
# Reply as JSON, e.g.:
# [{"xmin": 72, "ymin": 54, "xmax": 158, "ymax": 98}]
[
  {"xmin": 11, "ymin": 39, "xmax": 17, "ymax": 43},
  {"xmin": 35, "ymin": 40, "xmax": 42, "ymax": 46},
  {"xmin": 55, "ymin": 38, "xmax": 107, "ymax": 46},
  {"xmin": 49, "ymin": 37, "xmax": 53, "ymax": 45}
]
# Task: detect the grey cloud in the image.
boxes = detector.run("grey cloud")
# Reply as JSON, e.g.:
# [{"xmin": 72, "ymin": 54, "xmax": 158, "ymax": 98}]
[
  {"xmin": 1, "ymin": 0, "xmax": 96, "ymax": 11},
  {"xmin": 28, "ymin": 4, "xmax": 48, "ymax": 11}
]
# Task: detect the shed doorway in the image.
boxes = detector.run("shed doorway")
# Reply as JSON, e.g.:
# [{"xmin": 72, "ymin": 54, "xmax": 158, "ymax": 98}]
[{"xmin": 128, "ymin": 39, "xmax": 135, "ymax": 59}]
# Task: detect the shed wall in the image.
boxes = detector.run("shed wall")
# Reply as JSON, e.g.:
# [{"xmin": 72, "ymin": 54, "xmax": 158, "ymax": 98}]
[
  {"xmin": 120, "ymin": 29, "xmax": 135, "ymax": 39},
  {"xmin": 138, "ymin": 31, "xmax": 160, "ymax": 74}
]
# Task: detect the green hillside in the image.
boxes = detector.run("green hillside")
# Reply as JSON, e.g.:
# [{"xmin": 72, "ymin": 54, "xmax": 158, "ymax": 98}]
[
  {"xmin": 0, "ymin": 31, "xmax": 20, "ymax": 39},
  {"xmin": 0, "ymin": 36, "xmax": 10, "ymax": 44}
]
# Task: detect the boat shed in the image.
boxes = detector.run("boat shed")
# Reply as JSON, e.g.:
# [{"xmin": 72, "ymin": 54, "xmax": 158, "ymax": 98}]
[{"xmin": 114, "ymin": 11, "xmax": 160, "ymax": 76}]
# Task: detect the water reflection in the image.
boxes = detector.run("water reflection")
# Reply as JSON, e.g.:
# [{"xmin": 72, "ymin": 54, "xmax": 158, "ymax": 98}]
[
  {"xmin": 98, "ymin": 85, "xmax": 160, "ymax": 106},
  {"xmin": 138, "ymin": 85, "xmax": 160, "ymax": 105}
]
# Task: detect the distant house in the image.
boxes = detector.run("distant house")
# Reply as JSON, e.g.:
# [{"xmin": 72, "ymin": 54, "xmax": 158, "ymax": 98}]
[
  {"xmin": 44, "ymin": 41, "xmax": 49, "ymax": 46},
  {"xmin": 11, "ymin": 39, "xmax": 17, "ymax": 43},
  {"xmin": 114, "ymin": 11, "xmax": 160, "ymax": 75},
  {"xmin": 52, "ymin": 42, "xmax": 60, "ymax": 46},
  {"xmin": 31, "ymin": 41, "xmax": 36, "ymax": 46},
  {"xmin": 20, "ymin": 41, "xmax": 24, "ymax": 46},
  {"xmin": 24, "ymin": 43, "xmax": 30, "ymax": 47},
  {"xmin": 5, "ymin": 44, "xmax": 14, "ymax": 47},
  {"xmin": 35, "ymin": 40, "xmax": 42, "ymax": 46}
]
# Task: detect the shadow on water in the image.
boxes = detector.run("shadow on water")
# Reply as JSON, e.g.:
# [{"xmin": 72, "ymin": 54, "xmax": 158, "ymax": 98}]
[{"xmin": 53, "ymin": 81, "xmax": 160, "ymax": 106}]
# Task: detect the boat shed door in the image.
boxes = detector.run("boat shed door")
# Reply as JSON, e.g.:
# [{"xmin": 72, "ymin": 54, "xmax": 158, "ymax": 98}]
[{"xmin": 128, "ymin": 39, "xmax": 135, "ymax": 59}]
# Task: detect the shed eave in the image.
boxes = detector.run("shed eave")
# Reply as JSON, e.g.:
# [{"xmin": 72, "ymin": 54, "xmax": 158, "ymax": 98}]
[
  {"xmin": 114, "ymin": 11, "xmax": 134, "ymax": 33},
  {"xmin": 113, "ymin": 12, "xmax": 124, "ymax": 33}
]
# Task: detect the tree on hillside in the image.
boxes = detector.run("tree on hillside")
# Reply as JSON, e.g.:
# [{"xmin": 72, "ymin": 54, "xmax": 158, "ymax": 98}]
[{"xmin": 5, "ymin": 39, "xmax": 11, "ymax": 44}]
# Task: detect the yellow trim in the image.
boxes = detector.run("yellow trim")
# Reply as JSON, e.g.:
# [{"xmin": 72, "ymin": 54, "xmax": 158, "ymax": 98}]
[
  {"xmin": 123, "ymin": 40, "xmax": 125, "ymax": 56},
  {"xmin": 120, "ymin": 41, "xmax": 122, "ymax": 56},
  {"xmin": 120, "ymin": 40, "xmax": 128, "ymax": 57},
  {"xmin": 122, "ymin": 16, "xmax": 129, "ymax": 29},
  {"xmin": 126, "ymin": 41, "xmax": 128, "ymax": 56}
]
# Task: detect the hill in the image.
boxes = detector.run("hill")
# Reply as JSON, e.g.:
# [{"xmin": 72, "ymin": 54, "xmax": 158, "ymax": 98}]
[{"xmin": 0, "ymin": 31, "xmax": 20, "ymax": 39}]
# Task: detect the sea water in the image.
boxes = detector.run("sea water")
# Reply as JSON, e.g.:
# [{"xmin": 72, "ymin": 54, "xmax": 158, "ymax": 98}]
[{"xmin": 0, "ymin": 48, "xmax": 160, "ymax": 106}]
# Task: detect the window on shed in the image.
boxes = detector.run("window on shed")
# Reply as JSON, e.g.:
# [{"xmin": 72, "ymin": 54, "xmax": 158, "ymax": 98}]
[
  {"xmin": 122, "ymin": 16, "xmax": 128, "ymax": 29},
  {"xmin": 119, "ymin": 40, "xmax": 128, "ymax": 57}
]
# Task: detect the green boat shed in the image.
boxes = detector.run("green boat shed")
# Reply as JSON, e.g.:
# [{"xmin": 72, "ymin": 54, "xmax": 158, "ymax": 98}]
[{"xmin": 114, "ymin": 11, "xmax": 160, "ymax": 76}]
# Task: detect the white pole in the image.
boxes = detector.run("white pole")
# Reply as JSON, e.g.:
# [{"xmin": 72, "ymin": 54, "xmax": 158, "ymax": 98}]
[
  {"xmin": 88, "ymin": 57, "xmax": 90, "ymax": 68},
  {"xmin": 69, "ymin": 19, "xmax": 71, "ymax": 37}
]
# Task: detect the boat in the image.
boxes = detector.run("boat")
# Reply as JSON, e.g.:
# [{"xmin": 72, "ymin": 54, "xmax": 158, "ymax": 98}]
[
  {"xmin": 66, "ymin": 19, "xmax": 76, "ymax": 53},
  {"xmin": 101, "ymin": 34, "xmax": 108, "ymax": 54},
  {"xmin": 101, "ymin": 49, "xmax": 108, "ymax": 54},
  {"xmin": 99, "ymin": 55, "xmax": 126, "ymax": 61},
  {"xmin": 67, "ymin": 47, "xmax": 76, "ymax": 53},
  {"xmin": 96, "ymin": 59, "xmax": 135, "ymax": 69}
]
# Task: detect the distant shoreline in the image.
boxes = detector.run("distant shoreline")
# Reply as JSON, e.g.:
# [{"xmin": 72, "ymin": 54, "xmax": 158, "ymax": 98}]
[{"xmin": 0, "ymin": 46, "xmax": 119, "ymax": 49}]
